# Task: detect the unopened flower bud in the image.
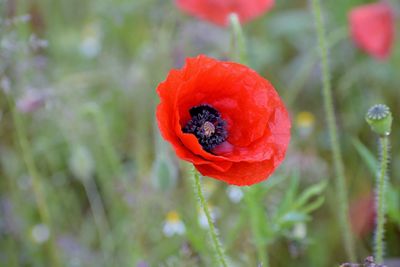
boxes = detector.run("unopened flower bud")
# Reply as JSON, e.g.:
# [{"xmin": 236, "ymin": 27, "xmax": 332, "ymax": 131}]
[{"xmin": 365, "ymin": 104, "xmax": 392, "ymax": 136}]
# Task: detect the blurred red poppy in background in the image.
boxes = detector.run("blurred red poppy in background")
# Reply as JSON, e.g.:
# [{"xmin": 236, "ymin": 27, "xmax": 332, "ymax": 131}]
[
  {"xmin": 349, "ymin": 193, "xmax": 376, "ymax": 237},
  {"xmin": 349, "ymin": 2, "xmax": 395, "ymax": 60},
  {"xmin": 175, "ymin": 0, "xmax": 274, "ymax": 27},
  {"xmin": 156, "ymin": 55, "xmax": 290, "ymax": 186}
]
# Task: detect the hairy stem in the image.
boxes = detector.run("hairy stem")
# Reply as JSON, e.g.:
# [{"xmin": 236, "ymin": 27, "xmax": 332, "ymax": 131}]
[
  {"xmin": 310, "ymin": 0, "xmax": 356, "ymax": 261},
  {"xmin": 374, "ymin": 137, "xmax": 389, "ymax": 264},
  {"xmin": 6, "ymin": 95, "xmax": 60, "ymax": 267},
  {"xmin": 192, "ymin": 169, "xmax": 228, "ymax": 267}
]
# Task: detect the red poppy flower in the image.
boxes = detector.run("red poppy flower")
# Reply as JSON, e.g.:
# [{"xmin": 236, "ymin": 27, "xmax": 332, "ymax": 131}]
[
  {"xmin": 175, "ymin": 0, "xmax": 274, "ymax": 27},
  {"xmin": 156, "ymin": 55, "xmax": 290, "ymax": 186},
  {"xmin": 349, "ymin": 2, "xmax": 395, "ymax": 60}
]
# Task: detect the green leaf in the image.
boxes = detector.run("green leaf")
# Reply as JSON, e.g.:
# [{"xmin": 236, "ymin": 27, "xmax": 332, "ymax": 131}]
[
  {"xmin": 352, "ymin": 137, "xmax": 378, "ymax": 176},
  {"xmin": 294, "ymin": 180, "xmax": 327, "ymax": 210},
  {"xmin": 278, "ymin": 174, "xmax": 300, "ymax": 215},
  {"xmin": 280, "ymin": 212, "xmax": 309, "ymax": 224},
  {"xmin": 301, "ymin": 196, "xmax": 325, "ymax": 214},
  {"xmin": 387, "ymin": 186, "xmax": 400, "ymax": 226},
  {"xmin": 151, "ymin": 157, "xmax": 177, "ymax": 191}
]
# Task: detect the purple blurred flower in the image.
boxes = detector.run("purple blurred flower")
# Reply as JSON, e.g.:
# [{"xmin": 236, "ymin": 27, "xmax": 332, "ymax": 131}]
[
  {"xmin": 136, "ymin": 260, "xmax": 149, "ymax": 267},
  {"xmin": 16, "ymin": 89, "xmax": 46, "ymax": 113}
]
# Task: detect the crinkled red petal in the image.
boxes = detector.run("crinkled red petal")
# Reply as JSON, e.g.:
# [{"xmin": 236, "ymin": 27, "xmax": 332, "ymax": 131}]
[
  {"xmin": 157, "ymin": 69, "xmax": 232, "ymax": 172},
  {"xmin": 176, "ymin": 0, "xmax": 274, "ymax": 26},
  {"xmin": 349, "ymin": 3, "xmax": 395, "ymax": 60},
  {"xmin": 195, "ymin": 158, "xmax": 278, "ymax": 186},
  {"xmin": 156, "ymin": 55, "xmax": 291, "ymax": 185}
]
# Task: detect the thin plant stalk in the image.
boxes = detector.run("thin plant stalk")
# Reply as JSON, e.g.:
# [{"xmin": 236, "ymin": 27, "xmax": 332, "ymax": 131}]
[
  {"xmin": 82, "ymin": 178, "xmax": 113, "ymax": 265},
  {"xmin": 83, "ymin": 178, "xmax": 111, "ymax": 237},
  {"xmin": 229, "ymin": 13, "xmax": 248, "ymax": 65},
  {"xmin": 310, "ymin": 0, "xmax": 356, "ymax": 261},
  {"xmin": 374, "ymin": 136, "xmax": 389, "ymax": 264},
  {"xmin": 84, "ymin": 103, "xmax": 130, "ymax": 263},
  {"xmin": 192, "ymin": 169, "xmax": 228, "ymax": 267},
  {"xmin": 6, "ymin": 95, "xmax": 61, "ymax": 267},
  {"xmin": 85, "ymin": 104, "xmax": 121, "ymax": 174}
]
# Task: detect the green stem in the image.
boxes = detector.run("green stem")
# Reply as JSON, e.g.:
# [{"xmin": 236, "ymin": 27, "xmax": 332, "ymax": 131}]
[
  {"xmin": 82, "ymin": 178, "xmax": 113, "ymax": 265},
  {"xmin": 310, "ymin": 0, "xmax": 356, "ymax": 261},
  {"xmin": 229, "ymin": 13, "xmax": 248, "ymax": 65},
  {"xmin": 192, "ymin": 169, "xmax": 228, "ymax": 267},
  {"xmin": 6, "ymin": 95, "xmax": 61, "ymax": 267},
  {"xmin": 83, "ymin": 104, "xmax": 123, "ymax": 263},
  {"xmin": 374, "ymin": 136, "xmax": 389, "ymax": 264},
  {"xmin": 85, "ymin": 104, "xmax": 121, "ymax": 174}
]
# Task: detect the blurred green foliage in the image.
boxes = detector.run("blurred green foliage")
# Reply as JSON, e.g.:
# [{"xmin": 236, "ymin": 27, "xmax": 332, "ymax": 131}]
[{"xmin": 0, "ymin": 0, "xmax": 399, "ymax": 266}]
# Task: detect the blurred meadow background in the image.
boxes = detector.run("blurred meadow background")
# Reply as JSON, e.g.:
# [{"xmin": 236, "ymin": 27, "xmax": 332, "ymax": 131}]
[{"xmin": 1, "ymin": 0, "xmax": 400, "ymax": 266}]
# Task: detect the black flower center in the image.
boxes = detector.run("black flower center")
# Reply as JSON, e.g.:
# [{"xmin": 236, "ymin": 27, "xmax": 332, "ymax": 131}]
[{"xmin": 183, "ymin": 104, "xmax": 227, "ymax": 152}]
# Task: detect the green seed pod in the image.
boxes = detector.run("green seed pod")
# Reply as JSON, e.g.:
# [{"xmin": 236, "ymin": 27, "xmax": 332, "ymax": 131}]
[{"xmin": 365, "ymin": 104, "xmax": 392, "ymax": 136}]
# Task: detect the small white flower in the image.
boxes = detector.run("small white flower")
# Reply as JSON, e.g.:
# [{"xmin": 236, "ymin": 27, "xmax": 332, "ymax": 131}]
[
  {"xmin": 296, "ymin": 111, "xmax": 315, "ymax": 138},
  {"xmin": 226, "ymin": 186, "xmax": 244, "ymax": 203},
  {"xmin": 79, "ymin": 22, "xmax": 102, "ymax": 58},
  {"xmin": 80, "ymin": 37, "xmax": 101, "ymax": 58},
  {"xmin": 292, "ymin": 223, "xmax": 307, "ymax": 240},
  {"xmin": 31, "ymin": 224, "xmax": 50, "ymax": 244},
  {"xmin": 163, "ymin": 211, "xmax": 185, "ymax": 237},
  {"xmin": 198, "ymin": 205, "xmax": 219, "ymax": 229}
]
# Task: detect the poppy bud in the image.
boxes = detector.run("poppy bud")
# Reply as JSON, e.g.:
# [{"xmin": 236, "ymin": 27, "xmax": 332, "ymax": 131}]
[{"xmin": 365, "ymin": 104, "xmax": 392, "ymax": 136}]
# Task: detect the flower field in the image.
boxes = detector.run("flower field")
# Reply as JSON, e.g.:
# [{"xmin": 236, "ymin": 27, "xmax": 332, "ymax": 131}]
[{"xmin": 0, "ymin": 0, "xmax": 399, "ymax": 266}]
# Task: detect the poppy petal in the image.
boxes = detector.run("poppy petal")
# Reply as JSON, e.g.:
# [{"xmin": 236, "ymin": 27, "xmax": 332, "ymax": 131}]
[
  {"xmin": 175, "ymin": 0, "xmax": 275, "ymax": 27},
  {"xmin": 156, "ymin": 55, "xmax": 291, "ymax": 185},
  {"xmin": 349, "ymin": 2, "xmax": 395, "ymax": 60}
]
